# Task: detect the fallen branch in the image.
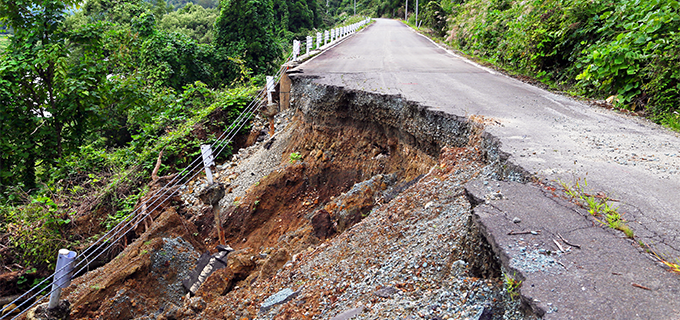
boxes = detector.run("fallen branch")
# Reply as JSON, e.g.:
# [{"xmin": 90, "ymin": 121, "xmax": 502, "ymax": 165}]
[
  {"xmin": 556, "ymin": 260, "xmax": 568, "ymax": 270},
  {"xmin": 557, "ymin": 232, "xmax": 581, "ymax": 249},
  {"xmin": 632, "ymin": 283, "xmax": 651, "ymax": 290},
  {"xmin": 151, "ymin": 148, "xmax": 165, "ymax": 182},
  {"xmin": 552, "ymin": 239, "xmax": 565, "ymax": 252},
  {"xmin": 507, "ymin": 230, "xmax": 541, "ymax": 235}
]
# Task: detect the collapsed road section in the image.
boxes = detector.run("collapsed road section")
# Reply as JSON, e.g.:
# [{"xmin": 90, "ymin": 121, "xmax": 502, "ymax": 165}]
[{"xmin": 59, "ymin": 76, "xmax": 555, "ymax": 320}]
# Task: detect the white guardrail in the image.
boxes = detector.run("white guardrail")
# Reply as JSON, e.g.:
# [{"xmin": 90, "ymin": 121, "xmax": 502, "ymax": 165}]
[
  {"xmin": 0, "ymin": 16, "xmax": 372, "ymax": 320},
  {"xmin": 292, "ymin": 17, "xmax": 371, "ymax": 62}
]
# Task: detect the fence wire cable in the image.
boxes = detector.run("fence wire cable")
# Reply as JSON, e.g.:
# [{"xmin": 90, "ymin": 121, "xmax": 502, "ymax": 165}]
[
  {"xmin": 3, "ymin": 72, "xmax": 281, "ymax": 320},
  {"xmin": 3, "ymin": 36, "xmax": 314, "ymax": 320},
  {"xmin": 3, "ymin": 87, "xmax": 268, "ymax": 320}
]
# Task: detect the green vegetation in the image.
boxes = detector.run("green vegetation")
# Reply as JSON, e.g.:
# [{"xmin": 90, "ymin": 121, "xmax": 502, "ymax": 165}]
[
  {"xmin": 561, "ymin": 178, "xmax": 680, "ymax": 274},
  {"xmin": 0, "ymin": 35, "xmax": 8, "ymax": 51},
  {"xmin": 289, "ymin": 152, "xmax": 303, "ymax": 163},
  {"xmin": 0, "ymin": 0, "xmax": 342, "ymax": 276},
  {"xmin": 167, "ymin": 0, "xmax": 219, "ymax": 9},
  {"xmin": 444, "ymin": 0, "xmax": 680, "ymax": 130},
  {"xmin": 559, "ymin": 178, "xmax": 633, "ymax": 238},
  {"xmin": 504, "ymin": 272, "xmax": 522, "ymax": 300},
  {"xmin": 159, "ymin": 4, "xmax": 218, "ymax": 43}
]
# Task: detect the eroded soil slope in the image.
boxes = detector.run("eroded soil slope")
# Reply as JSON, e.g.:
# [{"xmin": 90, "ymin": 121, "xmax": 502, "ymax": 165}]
[{"xmin": 61, "ymin": 80, "xmax": 531, "ymax": 320}]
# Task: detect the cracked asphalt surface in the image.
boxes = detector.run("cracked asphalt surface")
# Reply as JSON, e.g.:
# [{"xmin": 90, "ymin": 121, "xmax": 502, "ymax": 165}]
[{"xmin": 295, "ymin": 18, "xmax": 680, "ymax": 318}]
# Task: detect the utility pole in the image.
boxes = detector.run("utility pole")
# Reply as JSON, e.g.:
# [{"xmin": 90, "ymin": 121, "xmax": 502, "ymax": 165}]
[
  {"xmin": 354, "ymin": 0, "xmax": 356, "ymax": 15},
  {"xmin": 405, "ymin": 0, "xmax": 408, "ymax": 21},
  {"xmin": 415, "ymin": 0, "xmax": 418, "ymax": 27}
]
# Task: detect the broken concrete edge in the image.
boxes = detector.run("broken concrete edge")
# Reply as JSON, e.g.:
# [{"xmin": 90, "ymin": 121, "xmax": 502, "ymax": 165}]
[
  {"xmin": 259, "ymin": 287, "xmax": 301, "ymax": 314},
  {"xmin": 466, "ymin": 193, "xmax": 543, "ymax": 317},
  {"xmin": 283, "ymin": 74, "xmax": 680, "ymax": 318},
  {"xmin": 329, "ymin": 306, "xmax": 365, "ymax": 320},
  {"xmin": 287, "ymin": 75, "xmax": 532, "ymax": 183},
  {"xmin": 284, "ymin": 75, "xmax": 556, "ymax": 318}
]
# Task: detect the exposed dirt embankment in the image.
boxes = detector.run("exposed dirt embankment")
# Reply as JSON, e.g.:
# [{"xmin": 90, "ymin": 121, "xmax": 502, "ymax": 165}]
[
  {"xmin": 288, "ymin": 76, "xmax": 530, "ymax": 182},
  {"xmin": 59, "ymin": 77, "xmax": 533, "ymax": 320}
]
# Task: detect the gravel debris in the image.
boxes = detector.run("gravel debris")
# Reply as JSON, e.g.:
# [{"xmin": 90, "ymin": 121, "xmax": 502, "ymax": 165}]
[
  {"xmin": 247, "ymin": 147, "xmax": 534, "ymax": 320},
  {"xmin": 149, "ymin": 237, "xmax": 200, "ymax": 304}
]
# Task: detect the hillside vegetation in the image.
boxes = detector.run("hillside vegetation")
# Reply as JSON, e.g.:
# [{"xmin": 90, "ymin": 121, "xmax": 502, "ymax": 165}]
[
  {"xmin": 0, "ymin": 0, "xmax": 343, "ymax": 285},
  {"xmin": 442, "ymin": 0, "xmax": 680, "ymax": 130}
]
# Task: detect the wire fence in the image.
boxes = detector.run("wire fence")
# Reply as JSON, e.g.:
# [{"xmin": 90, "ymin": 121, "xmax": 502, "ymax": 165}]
[{"xmin": 1, "ymin": 17, "xmax": 371, "ymax": 319}]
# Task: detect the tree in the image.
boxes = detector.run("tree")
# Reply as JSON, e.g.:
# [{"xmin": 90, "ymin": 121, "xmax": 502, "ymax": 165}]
[
  {"xmin": 159, "ymin": 3, "xmax": 218, "ymax": 44},
  {"xmin": 83, "ymin": 0, "xmax": 149, "ymax": 24},
  {"xmin": 0, "ymin": 0, "xmax": 110, "ymax": 190},
  {"xmin": 213, "ymin": 0, "xmax": 281, "ymax": 81}
]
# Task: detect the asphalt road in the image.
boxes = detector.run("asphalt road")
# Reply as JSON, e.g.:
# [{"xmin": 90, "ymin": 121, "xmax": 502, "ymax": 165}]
[{"xmin": 298, "ymin": 18, "xmax": 680, "ymax": 257}]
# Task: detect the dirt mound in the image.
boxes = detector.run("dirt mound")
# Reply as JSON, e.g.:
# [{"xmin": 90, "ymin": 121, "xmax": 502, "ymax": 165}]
[{"xmin": 63, "ymin": 208, "xmax": 203, "ymax": 319}]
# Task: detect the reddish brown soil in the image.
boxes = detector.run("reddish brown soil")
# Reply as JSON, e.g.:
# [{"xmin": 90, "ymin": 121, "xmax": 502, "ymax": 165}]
[{"xmin": 217, "ymin": 117, "xmax": 435, "ymax": 256}]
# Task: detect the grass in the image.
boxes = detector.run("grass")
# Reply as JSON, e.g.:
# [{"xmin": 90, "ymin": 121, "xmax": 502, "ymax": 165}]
[
  {"xmin": 504, "ymin": 273, "xmax": 522, "ymax": 300},
  {"xmin": 645, "ymin": 242, "xmax": 680, "ymax": 275},
  {"xmin": 660, "ymin": 112, "xmax": 680, "ymax": 132},
  {"xmin": 560, "ymin": 178, "xmax": 680, "ymax": 275},
  {"xmin": 559, "ymin": 178, "xmax": 634, "ymax": 239},
  {"xmin": 659, "ymin": 258, "xmax": 680, "ymax": 274}
]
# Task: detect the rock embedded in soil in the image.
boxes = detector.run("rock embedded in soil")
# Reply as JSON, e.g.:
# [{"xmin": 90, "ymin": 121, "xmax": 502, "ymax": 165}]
[
  {"xmin": 373, "ymin": 286, "xmax": 398, "ymax": 298},
  {"xmin": 260, "ymin": 288, "xmax": 299, "ymax": 313}
]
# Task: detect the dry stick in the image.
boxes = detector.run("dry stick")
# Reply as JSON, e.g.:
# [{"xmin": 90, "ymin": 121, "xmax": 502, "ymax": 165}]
[
  {"xmin": 145, "ymin": 148, "xmax": 164, "ymax": 232},
  {"xmin": 552, "ymin": 238, "xmax": 565, "ymax": 252},
  {"xmin": 151, "ymin": 148, "xmax": 165, "ymax": 182},
  {"xmin": 557, "ymin": 232, "xmax": 581, "ymax": 249},
  {"xmin": 507, "ymin": 230, "xmax": 541, "ymax": 235},
  {"xmin": 632, "ymin": 283, "xmax": 651, "ymax": 290},
  {"xmin": 556, "ymin": 260, "xmax": 568, "ymax": 270}
]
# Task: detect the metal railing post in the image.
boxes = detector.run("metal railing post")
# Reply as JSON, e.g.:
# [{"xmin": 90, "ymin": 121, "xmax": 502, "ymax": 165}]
[
  {"xmin": 48, "ymin": 249, "xmax": 77, "ymax": 309},
  {"xmin": 201, "ymin": 145, "xmax": 215, "ymax": 184},
  {"xmin": 306, "ymin": 36, "xmax": 312, "ymax": 54}
]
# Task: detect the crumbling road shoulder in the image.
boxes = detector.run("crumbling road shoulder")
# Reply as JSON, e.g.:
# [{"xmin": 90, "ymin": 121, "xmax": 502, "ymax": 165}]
[{"xmin": 465, "ymin": 179, "xmax": 680, "ymax": 320}]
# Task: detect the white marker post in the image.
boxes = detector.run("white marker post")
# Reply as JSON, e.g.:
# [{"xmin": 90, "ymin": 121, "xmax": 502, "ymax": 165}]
[
  {"xmin": 306, "ymin": 36, "xmax": 312, "ymax": 54},
  {"xmin": 331, "ymin": 29, "xmax": 335, "ymax": 42},
  {"xmin": 201, "ymin": 144, "xmax": 215, "ymax": 184},
  {"xmin": 48, "ymin": 249, "xmax": 77, "ymax": 309},
  {"xmin": 317, "ymin": 32, "xmax": 322, "ymax": 48},
  {"xmin": 266, "ymin": 76, "xmax": 275, "ymax": 104},
  {"xmin": 292, "ymin": 40, "xmax": 301, "ymax": 62},
  {"xmin": 324, "ymin": 30, "xmax": 329, "ymax": 45}
]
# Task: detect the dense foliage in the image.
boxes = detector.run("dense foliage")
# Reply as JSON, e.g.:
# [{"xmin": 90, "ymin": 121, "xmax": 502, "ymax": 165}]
[
  {"xmin": 167, "ymin": 0, "xmax": 219, "ymax": 9},
  {"xmin": 446, "ymin": 0, "xmax": 680, "ymax": 129},
  {"xmin": 0, "ymin": 0, "xmax": 338, "ymax": 275},
  {"xmin": 159, "ymin": 3, "xmax": 218, "ymax": 43}
]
